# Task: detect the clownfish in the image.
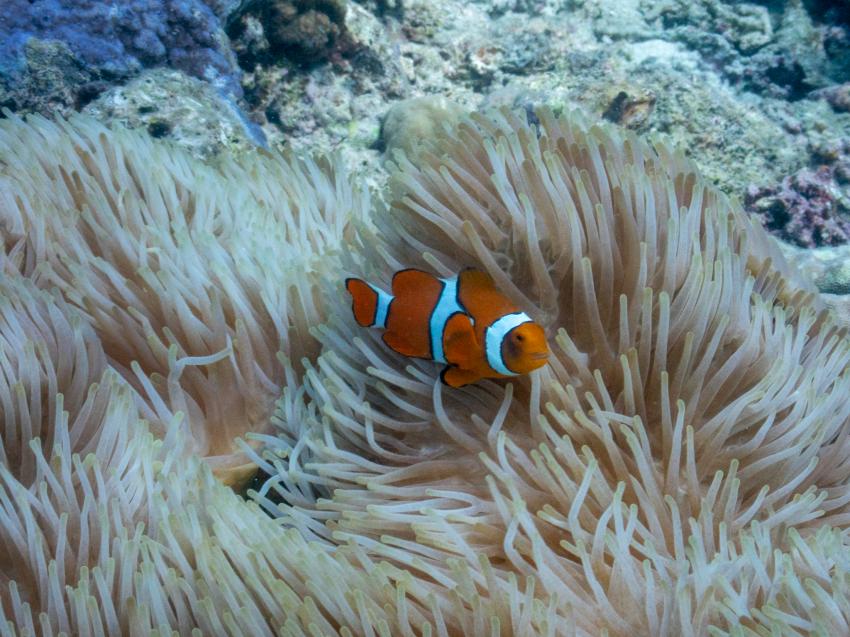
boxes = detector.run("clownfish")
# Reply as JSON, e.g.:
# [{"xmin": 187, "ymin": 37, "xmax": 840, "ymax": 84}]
[{"xmin": 345, "ymin": 268, "xmax": 549, "ymax": 387}]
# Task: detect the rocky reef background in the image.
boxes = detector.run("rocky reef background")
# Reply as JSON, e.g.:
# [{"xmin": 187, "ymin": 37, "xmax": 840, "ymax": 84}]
[
  {"xmin": 1, "ymin": 4, "xmax": 845, "ymax": 178},
  {"xmin": 2, "ymin": 0, "xmax": 850, "ymax": 298},
  {"xmin": 7, "ymin": 1, "xmax": 849, "ymax": 259}
]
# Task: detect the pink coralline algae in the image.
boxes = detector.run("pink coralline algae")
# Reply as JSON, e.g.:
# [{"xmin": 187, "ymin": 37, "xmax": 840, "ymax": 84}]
[{"xmin": 745, "ymin": 141, "xmax": 850, "ymax": 248}]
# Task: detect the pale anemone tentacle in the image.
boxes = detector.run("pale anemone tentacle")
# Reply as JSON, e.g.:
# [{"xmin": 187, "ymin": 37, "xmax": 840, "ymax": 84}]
[
  {"xmin": 253, "ymin": 107, "xmax": 850, "ymax": 635},
  {"xmin": 0, "ymin": 112, "xmax": 369, "ymax": 486},
  {"xmin": 2, "ymin": 107, "xmax": 850, "ymax": 634}
]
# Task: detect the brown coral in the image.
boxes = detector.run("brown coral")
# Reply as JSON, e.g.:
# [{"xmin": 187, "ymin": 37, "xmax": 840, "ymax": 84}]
[{"xmin": 230, "ymin": 0, "xmax": 349, "ymax": 67}]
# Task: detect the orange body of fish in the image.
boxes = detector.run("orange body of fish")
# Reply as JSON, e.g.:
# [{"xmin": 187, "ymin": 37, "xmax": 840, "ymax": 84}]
[{"xmin": 345, "ymin": 268, "xmax": 549, "ymax": 387}]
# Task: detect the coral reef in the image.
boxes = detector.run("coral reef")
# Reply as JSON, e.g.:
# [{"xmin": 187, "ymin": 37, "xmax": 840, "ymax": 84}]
[
  {"xmin": 3, "ymin": 0, "xmax": 849, "ymax": 243},
  {"xmin": 231, "ymin": 1, "xmax": 407, "ymax": 185},
  {"xmin": 651, "ymin": 0, "xmax": 773, "ymax": 56},
  {"xmin": 3, "ymin": 107, "xmax": 850, "ymax": 634},
  {"xmin": 380, "ymin": 95, "xmax": 466, "ymax": 159},
  {"xmin": 83, "ymin": 68, "xmax": 267, "ymax": 160},
  {"xmin": 805, "ymin": 0, "xmax": 850, "ymax": 80},
  {"xmin": 10, "ymin": 0, "xmax": 819, "ymax": 222},
  {"xmin": 815, "ymin": 81, "xmax": 850, "ymax": 112},
  {"xmin": 746, "ymin": 138, "xmax": 850, "ymax": 247},
  {"xmin": 643, "ymin": 0, "xmax": 843, "ymax": 99},
  {"xmin": 0, "ymin": 0, "xmax": 242, "ymax": 115},
  {"xmin": 484, "ymin": 0, "xmax": 565, "ymax": 17},
  {"xmin": 460, "ymin": 16, "xmax": 562, "ymax": 88},
  {"xmin": 505, "ymin": 50, "xmax": 804, "ymax": 197},
  {"xmin": 0, "ymin": 38, "xmax": 104, "ymax": 117},
  {"xmin": 227, "ymin": 0, "xmax": 350, "ymax": 67}
]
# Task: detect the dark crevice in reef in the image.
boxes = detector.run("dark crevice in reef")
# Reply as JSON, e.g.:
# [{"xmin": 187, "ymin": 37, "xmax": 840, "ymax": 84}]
[{"xmin": 803, "ymin": 0, "xmax": 850, "ymax": 26}]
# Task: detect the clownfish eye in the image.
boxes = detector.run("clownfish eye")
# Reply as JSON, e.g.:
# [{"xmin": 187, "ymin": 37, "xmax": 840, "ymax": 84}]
[{"xmin": 515, "ymin": 333, "xmax": 524, "ymax": 342}]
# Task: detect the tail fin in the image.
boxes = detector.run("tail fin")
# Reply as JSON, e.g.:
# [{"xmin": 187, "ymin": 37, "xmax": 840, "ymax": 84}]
[{"xmin": 345, "ymin": 278, "xmax": 391, "ymax": 328}]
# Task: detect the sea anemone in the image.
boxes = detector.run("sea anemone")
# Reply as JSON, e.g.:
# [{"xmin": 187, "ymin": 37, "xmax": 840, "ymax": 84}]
[
  {"xmin": 0, "ymin": 112, "xmax": 367, "ymax": 486},
  {"xmin": 2, "ymin": 107, "xmax": 850, "ymax": 634}
]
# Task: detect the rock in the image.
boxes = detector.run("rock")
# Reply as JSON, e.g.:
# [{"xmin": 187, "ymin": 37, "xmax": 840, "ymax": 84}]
[
  {"xmin": 83, "ymin": 68, "xmax": 265, "ymax": 160},
  {"xmin": 0, "ymin": 0, "xmax": 243, "ymax": 106},
  {"xmin": 636, "ymin": 0, "xmax": 846, "ymax": 99},
  {"xmin": 0, "ymin": 38, "xmax": 102, "ymax": 117},
  {"xmin": 649, "ymin": 0, "xmax": 773, "ymax": 54},
  {"xmin": 815, "ymin": 82, "xmax": 850, "ymax": 112},
  {"xmin": 745, "ymin": 139, "xmax": 850, "ymax": 247},
  {"xmin": 459, "ymin": 15, "xmax": 563, "ymax": 88},
  {"xmin": 380, "ymin": 95, "xmax": 466, "ymax": 161},
  {"xmin": 230, "ymin": 0, "xmax": 414, "ymax": 195},
  {"xmin": 601, "ymin": 88, "xmax": 656, "ymax": 130},
  {"xmin": 496, "ymin": 42, "xmax": 804, "ymax": 198},
  {"xmin": 777, "ymin": 240, "xmax": 850, "ymax": 326},
  {"xmin": 484, "ymin": 0, "xmax": 566, "ymax": 17},
  {"xmin": 228, "ymin": 0, "xmax": 349, "ymax": 67}
]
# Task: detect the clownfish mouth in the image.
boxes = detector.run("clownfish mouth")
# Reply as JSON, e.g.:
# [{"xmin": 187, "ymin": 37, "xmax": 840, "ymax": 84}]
[{"xmin": 530, "ymin": 352, "xmax": 549, "ymax": 361}]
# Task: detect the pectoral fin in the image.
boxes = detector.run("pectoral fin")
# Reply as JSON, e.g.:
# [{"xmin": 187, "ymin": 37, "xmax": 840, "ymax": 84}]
[
  {"xmin": 443, "ymin": 312, "xmax": 478, "ymax": 369},
  {"xmin": 440, "ymin": 366, "xmax": 482, "ymax": 388}
]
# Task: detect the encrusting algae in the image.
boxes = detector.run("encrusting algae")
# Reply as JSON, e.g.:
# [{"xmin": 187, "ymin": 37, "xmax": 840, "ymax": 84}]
[{"xmin": 2, "ymin": 107, "xmax": 850, "ymax": 635}]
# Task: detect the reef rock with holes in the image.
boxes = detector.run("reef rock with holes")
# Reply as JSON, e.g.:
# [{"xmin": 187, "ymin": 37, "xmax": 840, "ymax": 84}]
[{"xmin": 83, "ymin": 68, "xmax": 265, "ymax": 160}]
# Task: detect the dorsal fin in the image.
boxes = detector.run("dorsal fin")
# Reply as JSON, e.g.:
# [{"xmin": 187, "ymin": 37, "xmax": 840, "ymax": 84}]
[
  {"xmin": 458, "ymin": 268, "xmax": 520, "ymax": 330},
  {"xmin": 391, "ymin": 268, "xmax": 437, "ymax": 296},
  {"xmin": 442, "ymin": 312, "xmax": 478, "ymax": 369}
]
